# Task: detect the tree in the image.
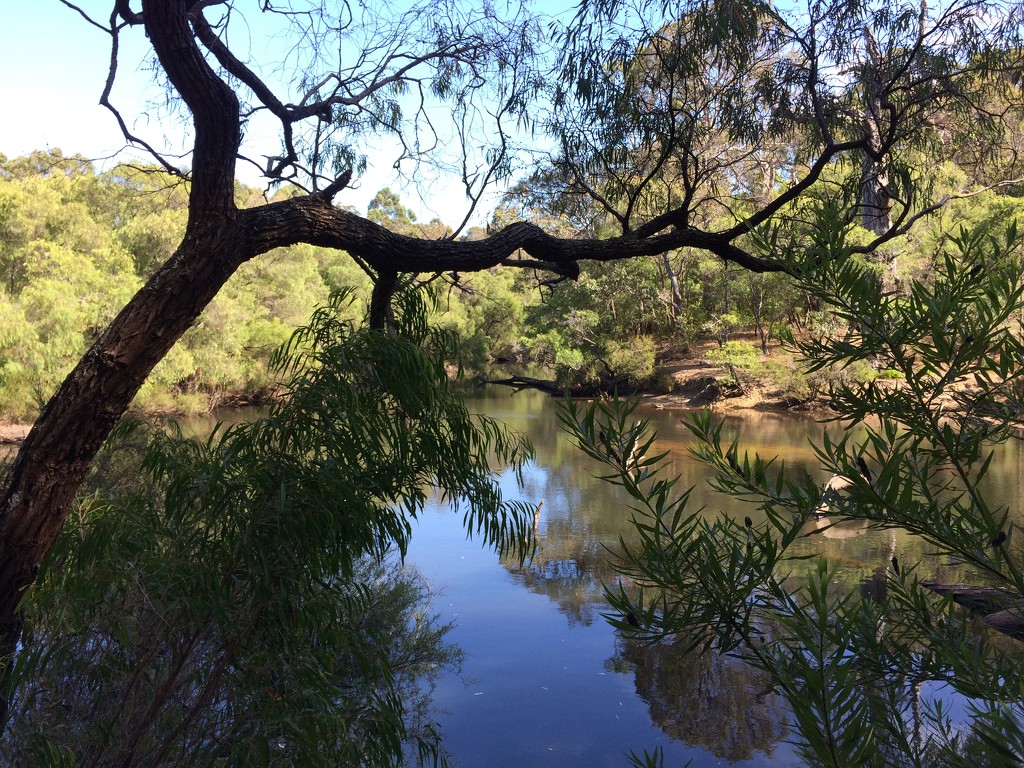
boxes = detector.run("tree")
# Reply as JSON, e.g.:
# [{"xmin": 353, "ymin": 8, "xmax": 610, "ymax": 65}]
[
  {"xmin": 2, "ymin": 0, "xmax": 1023, "ymax": 698},
  {"xmin": 0, "ymin": 156, "xmax": 350, "ymax": 417},
  {"xmin": 560, "ymin": 208, "xmax": 1024, "ymax": 766},
  {"xmin": 1, "ymin": 289, "xmax": 534, "ymax": 764},
  {"xmin": 550, "ymin": 0, "xmax": 1024, "ymax": 250},
  {"xmin": 367, "ymin": 188, "xmax": 418, "ymax": 231}
]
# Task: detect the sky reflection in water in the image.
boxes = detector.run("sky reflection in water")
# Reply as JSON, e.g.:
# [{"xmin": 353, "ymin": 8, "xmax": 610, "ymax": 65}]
[
  {"xmin": 186, "ymin": 390, "xmax": 1023, "ymax": 764},
  {"xmin": 405, "ymin": 391, "xmax": 848, "ymax": 767}
]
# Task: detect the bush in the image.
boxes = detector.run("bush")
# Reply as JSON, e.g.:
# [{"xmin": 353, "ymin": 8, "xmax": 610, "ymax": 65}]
[
  {"xmin": 2, "ymin": 291, "xmax": 535, "ymax": 766},
  {"xmin": 605, "ymin": 335, "xmax": 657, "ymax": 385},
  {"xmin": 561, "ymin": 211, "xmax": 1024, "ymax": 768},
  {"xmin": 704, "ymin": 340, "xmax": 760, "ymax": 387},
  {"xmin": 702, "ymin": 312, "xmax": 742, "ymax": 346},
  {"xmin": 651, "ymin": 368, "xmax": 678, "ymax": 394}
]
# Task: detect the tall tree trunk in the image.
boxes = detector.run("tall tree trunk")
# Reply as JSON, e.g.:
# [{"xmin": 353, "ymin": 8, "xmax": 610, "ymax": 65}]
[
  {"xmin": 859, "ymin": 29, "xmax": 892, "ymax": 236},
  {"xmin": 860, "ymin": 143, "xmax": 891, "ymax": 236},
  {"xmin": 662, "ymin": 252, "xmax": 684, "ymax": 320},
  {"xmin": 0, "ymin": 221, "xmax": 239, "ymax": 621}
]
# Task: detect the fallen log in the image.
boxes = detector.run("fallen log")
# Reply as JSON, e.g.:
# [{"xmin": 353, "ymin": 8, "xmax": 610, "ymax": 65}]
[
  {"xmin": 981, "ymin": 608, "xmax": 1024, "ymax": 642},
  {"xmin": 478, "ymin": 374, "xmax": 637, "ymax": 398},
  {"xmin": 922, "ymin": 581, "xmax": 1024, "ymax": 641},
  {"xmin": 478, "ymin": 375, "xmax": 567, "ymax": 396}
]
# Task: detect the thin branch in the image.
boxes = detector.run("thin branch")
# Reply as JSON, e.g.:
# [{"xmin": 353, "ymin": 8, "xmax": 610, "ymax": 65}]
[
  {"xmin": 716, "ymin": 139, "xmax": 867, "ymax": 242},
  {"xmin": 96, "ymin": 7, "xmax": 187, "ymax": 178},
  {"xmin": 57, "ymin": 1, "xmax": 111, "ymax": 32}
]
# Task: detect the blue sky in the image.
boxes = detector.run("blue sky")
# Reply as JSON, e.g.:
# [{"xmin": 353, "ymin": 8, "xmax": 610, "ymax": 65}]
[
  {"xmin": 0, "ymin": 2, "xmax": 514, "ymax": 227},
  {"xmin": 0, "ymin": 5, "xmax": 159, "ymax": 162}
]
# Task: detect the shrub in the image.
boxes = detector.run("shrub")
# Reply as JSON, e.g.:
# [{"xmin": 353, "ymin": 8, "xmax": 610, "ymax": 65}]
[
  {"xmin": 2, "ymin": 291, "xmax": 534, "ymax": 766},
  {"xmin": 605, "ymin": 335, "xmax": 657, "ymax": 385},
  {"xmin": 705, "ymin": 340, "xmax": 760, "ymax": 387}
]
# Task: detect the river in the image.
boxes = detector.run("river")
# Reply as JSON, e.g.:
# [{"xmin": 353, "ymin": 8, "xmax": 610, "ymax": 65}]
[
  {"xmin": 3, "ymin": 384, "xmax": 1019, "ymax": 763},
  {"xmin": 403, "ymin": 388, "xmax": 1024, "ymax": 767}
]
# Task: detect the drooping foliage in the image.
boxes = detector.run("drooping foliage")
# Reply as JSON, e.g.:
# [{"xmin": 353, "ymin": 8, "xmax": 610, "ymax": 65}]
[
  {"xmin": 5, "ymin": 3, "xmax": 1024, "ymax": 748},
  {"xmin": 1, "ymin": 290, "xmax": 534, "ymax": 766}
]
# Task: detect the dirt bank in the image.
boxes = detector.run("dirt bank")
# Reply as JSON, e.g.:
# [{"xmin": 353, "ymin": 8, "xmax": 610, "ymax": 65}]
[
  {"xmin": 641, "ymin": 336, "xmax": 830, "ymax": 414},
  {"xmin": 0, "ymin": 423, "xmax": 30, "ymax": 444}
]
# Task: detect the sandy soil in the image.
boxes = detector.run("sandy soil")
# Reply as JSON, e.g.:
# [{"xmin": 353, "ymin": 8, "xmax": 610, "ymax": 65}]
[
  {"xmin": 0, "ymin": 422, "xmax": 30, "ymax": 444},
  {"xmin": 642, "ymin": 334, "xmax": 827, "ymax": 414}
]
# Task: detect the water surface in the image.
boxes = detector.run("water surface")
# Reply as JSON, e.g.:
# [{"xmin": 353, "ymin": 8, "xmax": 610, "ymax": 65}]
[
  {"xmin": 189, "ymin": 390, "xmax": 1023, "ymax": 765},
  {"xmin": 405, "ymin": 392, "xmax": 885, "ymax": 766}
]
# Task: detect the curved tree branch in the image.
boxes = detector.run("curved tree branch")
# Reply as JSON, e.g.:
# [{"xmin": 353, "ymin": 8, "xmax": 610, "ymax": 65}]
[
  {"xmin": 2, "ymin": 0, "xmax": 1019, "ymax": 691},
  {"xmin": 144, "ymin": 0, "xmax": 239, "ymax": 214}
]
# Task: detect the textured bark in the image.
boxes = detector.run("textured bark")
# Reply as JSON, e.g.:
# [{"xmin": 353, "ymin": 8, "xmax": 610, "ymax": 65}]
[
  {"xmin": 0, "ymin": 1, "xmax": 793, "ymax": 663},
  {"xmin": 369, "ymin": 271, "xmax": 399, "ymax": 331},
  {"xmin": 0, "ymin": 0, "xmax": 245, "ymax": 668}
]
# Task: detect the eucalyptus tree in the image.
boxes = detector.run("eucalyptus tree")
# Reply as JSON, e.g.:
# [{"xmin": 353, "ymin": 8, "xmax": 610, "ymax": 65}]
[
  {"xmin": 2, "ymin": 0, "xmax": 1023, "ymax": 690},
  {"xmin": 550, "ymin": 0, "xmax": 1024, "ymax": 245}
]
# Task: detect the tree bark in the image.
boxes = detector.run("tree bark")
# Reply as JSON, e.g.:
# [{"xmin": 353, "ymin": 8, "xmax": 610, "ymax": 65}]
[
  {"xmin": 860, "ymin": 146, "xmax": 892, "ymax": 236},
  {"xmin": 859, "ymin": 29, "xmax": 892, "ymax": 236},
  {"xmin": 662, "ymin": 253, "xmax": 683, "ymax": 320},
  {"xmin": 369, "ymin": 271, "xmax": 399, "ymax": 331},
  {"xmin": 0, "ymin": 1, "xmax": 793, "ymax": 668}
]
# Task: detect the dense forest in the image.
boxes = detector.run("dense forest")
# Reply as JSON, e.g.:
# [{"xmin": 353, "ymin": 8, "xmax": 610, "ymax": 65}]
[{"xmin": 4, "ymin": 146, "xmax": 1024, "ymax": 421}]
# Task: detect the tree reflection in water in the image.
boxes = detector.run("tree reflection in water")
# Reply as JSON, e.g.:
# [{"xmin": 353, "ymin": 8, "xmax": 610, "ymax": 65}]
[
  {"xmin": 615, "ymin": 638, "xmax": 789, "ymax": 762},
  {"xmin": 454, "ymin": 391, "xmax": 1024, "ymax": 763}
]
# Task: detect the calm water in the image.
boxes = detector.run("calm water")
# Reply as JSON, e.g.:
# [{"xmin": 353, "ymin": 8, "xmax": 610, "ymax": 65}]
[
  {"xmin": 403, "ymin": 389, "xmax": 1024, "ymax": 767},
  {"xmin": 3, "ymin": 387, "xmax": 1019, "ymax": 762}
]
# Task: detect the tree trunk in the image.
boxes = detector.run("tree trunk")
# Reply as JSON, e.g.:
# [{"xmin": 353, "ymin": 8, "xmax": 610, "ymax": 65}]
[
  {"xmin": 370, "ymin": 271, "xmax": 399, "ymax": 331},
  {"xmin": 662, "ymin": 253, "xmax": 683, "ymax": 319},
  {"xmin": 859, "ymin": 29, "xmax": 892, "ymax": 236},
  {"xmin": 0, "ymin": 219, "xmax": 242, "ymax": 649},
  {"xmin": 0, "ymin": 0, "xmax": 794, "ymax": 675},
  {"xmin": 860, "ymin": 149, "xmax": 891, "ymax": 236}
]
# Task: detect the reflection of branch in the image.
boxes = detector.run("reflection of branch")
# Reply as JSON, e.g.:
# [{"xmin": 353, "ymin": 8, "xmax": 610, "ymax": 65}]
[{"xmin": 479, "ymin": 376, "xmax": 565, "ymax": 396}]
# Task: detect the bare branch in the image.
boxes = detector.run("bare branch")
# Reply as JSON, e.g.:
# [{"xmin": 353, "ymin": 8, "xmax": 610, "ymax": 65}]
[
  {"xmin": 241, "ymin": 196, "xmax": 792, "ymax": 277},
  {"xmin": 98, "ymin": 12, "xmax": 187, "ymax": 179},
  {"xmin": 57, "ymin": 1, "xmax": 111, "ymax": 32}
]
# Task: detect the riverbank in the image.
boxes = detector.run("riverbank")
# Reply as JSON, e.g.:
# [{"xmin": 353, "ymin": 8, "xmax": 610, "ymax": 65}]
[
  {"xmin": 0, "ymin": 339, "xmax": 822, "ymax": 445},
  {"xmin": 0, "ymin": 423, "xmax": 30, "ymax": 444},
  {"xmin": 642, "ymin": 335, "xmax": 833, "ymax": 414}
]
